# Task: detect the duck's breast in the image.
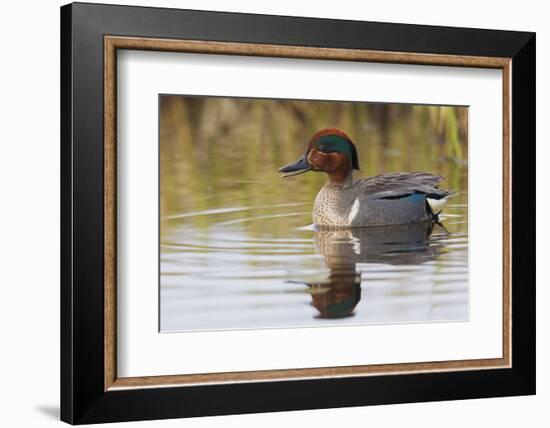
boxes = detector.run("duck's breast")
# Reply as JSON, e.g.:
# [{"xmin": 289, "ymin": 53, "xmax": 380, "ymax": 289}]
[{"xmin": 313, "ymin": 186, "xmax": 357, "ymax": 227}]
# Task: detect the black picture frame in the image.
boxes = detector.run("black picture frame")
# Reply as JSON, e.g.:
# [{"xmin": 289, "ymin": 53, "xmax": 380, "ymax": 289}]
[{"xmin": 61, "ymin": 2, "xmax": 535, "ymax": 424}]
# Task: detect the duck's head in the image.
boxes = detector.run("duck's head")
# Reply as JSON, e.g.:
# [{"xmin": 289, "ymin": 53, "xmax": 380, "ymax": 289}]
[{"xmin": 278, "ymin": 128, "xmax": 359, "ymax": 182}]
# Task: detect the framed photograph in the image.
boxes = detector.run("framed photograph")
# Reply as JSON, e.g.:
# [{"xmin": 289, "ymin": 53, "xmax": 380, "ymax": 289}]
[{"xmin": 60, "ymin": 2, "xmax": 535, "ymax": 424}]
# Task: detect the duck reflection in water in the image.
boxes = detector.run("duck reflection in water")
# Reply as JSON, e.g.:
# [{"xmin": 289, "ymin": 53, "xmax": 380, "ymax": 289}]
[{"xmin": 302, "ymin": 221, "xmax": 448, "ymax": 319}]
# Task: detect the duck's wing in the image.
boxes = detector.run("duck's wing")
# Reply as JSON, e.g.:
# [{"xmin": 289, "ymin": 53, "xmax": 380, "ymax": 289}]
[{"xmin": 357, "ymin": 172, "xmax": 451, "ymax": 200}]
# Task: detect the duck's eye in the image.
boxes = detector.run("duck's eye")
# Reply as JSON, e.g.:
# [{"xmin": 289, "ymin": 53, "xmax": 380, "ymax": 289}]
[{"xmin": 317, "ymin": 144, "xmax": 333, "ymax": 153}]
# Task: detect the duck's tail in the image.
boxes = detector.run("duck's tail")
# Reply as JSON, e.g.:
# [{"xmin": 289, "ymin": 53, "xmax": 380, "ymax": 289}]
[{"xmin": 426, "ymin": 191, "xmax": 457, "ymax": 216}]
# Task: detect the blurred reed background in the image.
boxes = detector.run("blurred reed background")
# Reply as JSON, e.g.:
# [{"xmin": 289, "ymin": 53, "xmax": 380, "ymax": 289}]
[{"xmin": 160, "ymin": 96, "xmax": 467, "ymax": 221}]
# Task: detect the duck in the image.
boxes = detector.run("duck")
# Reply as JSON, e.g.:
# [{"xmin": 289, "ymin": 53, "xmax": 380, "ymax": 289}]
[{"xmin": 278, "ymin": 128, "xmax": 452, "ymax": 228}]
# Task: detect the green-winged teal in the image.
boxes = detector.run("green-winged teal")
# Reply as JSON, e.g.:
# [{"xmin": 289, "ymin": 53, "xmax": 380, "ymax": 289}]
[{"xmin": 278, "ymin": 128, "xmax": 452, "ymax": 227}]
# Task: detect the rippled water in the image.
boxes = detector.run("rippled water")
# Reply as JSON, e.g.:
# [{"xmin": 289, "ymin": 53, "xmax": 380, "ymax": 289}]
[{"xmin": 160, "ymin": 191, "xmax": 468, "ymax": 332}]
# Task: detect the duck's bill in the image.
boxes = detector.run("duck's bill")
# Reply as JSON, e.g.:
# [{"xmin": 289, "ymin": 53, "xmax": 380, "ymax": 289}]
[
  {"xmin": 278, "ymin": 154, "xmax": 312, "ymax": 178},
  {"xmin": 280, "ymin": 168, "xmax": 312, "ymax": 178}
]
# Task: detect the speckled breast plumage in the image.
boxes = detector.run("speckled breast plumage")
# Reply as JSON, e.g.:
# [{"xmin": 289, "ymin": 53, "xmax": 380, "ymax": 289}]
[{"xmin": 312, "ymin": 172, "xmax": 447, "ymax": 227}]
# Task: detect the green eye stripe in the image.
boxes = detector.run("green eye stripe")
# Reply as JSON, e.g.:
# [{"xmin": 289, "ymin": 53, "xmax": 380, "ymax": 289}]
[{"xmin": 315, "ymin": 135, "xmax": 353, "ymax": 159}]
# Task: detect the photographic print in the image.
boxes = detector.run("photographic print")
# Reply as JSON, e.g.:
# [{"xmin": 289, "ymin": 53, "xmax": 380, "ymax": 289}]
[
  {"xmin": 159, "ymin": 95, "xmax": 468, "ymax": 332},
  {"xmin": 62, "ymin": 6, "xmax": 534, "ymax": 422}
]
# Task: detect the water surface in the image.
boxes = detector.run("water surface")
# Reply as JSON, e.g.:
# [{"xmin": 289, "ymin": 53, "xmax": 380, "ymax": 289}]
[{"xmin": 160, "ymin": 183, "xmax": 468, "ymax": 332}]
